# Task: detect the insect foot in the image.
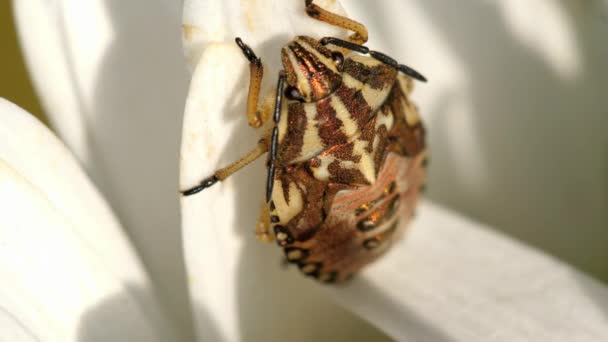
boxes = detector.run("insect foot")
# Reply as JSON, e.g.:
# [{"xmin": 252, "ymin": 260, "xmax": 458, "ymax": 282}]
[{"xmin": 181, "ymin": 175, "xmax": 219, "ymax": 196}]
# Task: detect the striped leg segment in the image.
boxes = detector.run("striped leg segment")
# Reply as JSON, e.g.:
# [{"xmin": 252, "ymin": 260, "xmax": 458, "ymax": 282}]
[
  {"xmin": 235, "ymin": 37, "xmax": 267, "ymax": 128},
  {"xmin": 304, "ymin": 0, "xmax": 368, "ymax": 45},
  {"xmin": 181, "ymin": 140, "xmax": 269, "ymax": 196}
]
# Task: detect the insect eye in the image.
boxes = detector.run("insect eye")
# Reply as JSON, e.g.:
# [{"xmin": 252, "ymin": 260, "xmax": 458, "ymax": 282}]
[
  {"xmin": 331, "ymin": 51, "xmax": 344, "ymax": 66},
  {"xmin": 285, "ymin": 86, "xmax": 305, "ymax": 102}
]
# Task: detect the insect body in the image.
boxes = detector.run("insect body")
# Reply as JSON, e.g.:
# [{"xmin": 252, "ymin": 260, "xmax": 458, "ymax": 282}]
[{"xmin": 182, "ymin": 1, "xmax": 427, "ymax": 283}]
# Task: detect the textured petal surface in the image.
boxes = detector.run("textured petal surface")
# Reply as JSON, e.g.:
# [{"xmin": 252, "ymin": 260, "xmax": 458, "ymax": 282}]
[
  {"xmin": 0, "ymin": 99, "xmax": 174, "ymax": 341},
  {"xmin": 326, "ymin": 202, "xmax": 608, "ymax": 341},
  {"xmin": 13, "ymin": 1, "xmax": 195, "ymax": 338}
]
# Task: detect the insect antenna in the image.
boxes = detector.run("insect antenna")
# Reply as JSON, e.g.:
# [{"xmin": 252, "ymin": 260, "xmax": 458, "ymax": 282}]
[
  {"xmin": 266, "ymin": 71, "xmax": 286, "ymax": 202},
  {"xmin": 320, "ymin": 37, "xmax": 369, "ymax": 54},
  {"xmin": 320, "ymin": 37, "xmax": 427, "ymax": 82}
]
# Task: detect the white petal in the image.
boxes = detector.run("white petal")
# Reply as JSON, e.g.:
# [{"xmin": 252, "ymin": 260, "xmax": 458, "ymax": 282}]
[
  {"xmin": 180, "ymin": 1, "xmax": 391, "ymax": 340},
  {"xmin": 326, "ymin": 201, "xmax": 608, "ymax": 341},
  {"xmin": 0, "ymin": 99, "xmax": 174, "ymax": 341},
  {"xmin": 13, "ymin": 1, "xmax": 196, "ymax": 338},
  {"xmin": 340, "ymin": 0, "xmax": 608, "ymax": 281}
]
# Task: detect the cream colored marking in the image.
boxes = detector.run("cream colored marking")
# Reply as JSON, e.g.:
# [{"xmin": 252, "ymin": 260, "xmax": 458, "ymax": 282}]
[
  {"xmin": 287, "ymin": 249, "xmax": 303, "ymax": 260},
  {"xmin": 339, "ymin": 160, "xmax": 357, "ymax": 169},
  {"xmin": 352, "ymin": 139, "xmax": 376, "ymax": 183},
  {"xmin": 371, "ymin": 134, "xmax": 380, "ymax": 156},
  {"xmin": 277, "ymin": 103, "xmax": 289, "ymax": 142},
  {"xmin": 276, "ymin": 232, "xmax": 288, "ymax": 241},
  {"xmin": 342, "ymin": 73, "xmax": 391, "ymax": 110},
  {"xmin": 292, "ymin": 104, "xmax": 324, "ymax": 163},
  {"xmin": 375, "ymin": 108, "xmax": 394, "ymax": 131},
  {"xmin": 307, "ymin": 121, "xmax": 378, "ymax": 183},
  {"xmin": 362, "ymin": 85, "xmax": 390, "ymax": 110},
  {"xmin": 349, "ymin": 54, "xmax": 383, "ymax": 67},
  {"xmin": 342, "ymin": 73, "xmax": 364, "ymax": 89},
  {"xmin": 397, "ymin": 74, "xmax": 414, "ymax": 94},
  {"xmin": 286, "ymin": 49, "xmax": 312, "ymax": 98},
  {"xmin": 271, "ymin": 179, "xmax": 303, "ymax": 224},
  {"xmin": 302, "ymin": 264, "xmax": 317, "ymax": 273},
  {"xmin": 401, "ymin": 96, "xmax": 420, "ymax": 126},
  {"xmin": 346, "ymin": 55, "xmax": 394, "ymax": 109},
  {"xmin": 311, "ymin": 155, "xmax": 334, "ymax": 181},
  {"xmin": 322, "ymin": 138, "xmax": 375, "ymax": 183},
  {"xmin": 331, "ymin": 96, "xmax": 359, "ymax": 137},
  {"xmin": 296, "ymin": 39, "xmax": 338, "ymax": 73},
  {"xmin": 396, "ymin": 74, "xmax": 420, "ymax": 125}
]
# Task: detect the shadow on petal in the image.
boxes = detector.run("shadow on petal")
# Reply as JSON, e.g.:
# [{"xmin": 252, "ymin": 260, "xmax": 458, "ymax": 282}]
[
  {"xmin": 78, "ymin": 284, "xmax": 224, "ymax": 342},
  {"xmin": 414, "ymin": 0, "xmax": 608, "ymax": 321},
  {"xmin": 409, "ymin": 0, "xmax": 608, "ymax": 281},
  {"xmin": 337, "ymin": 278, "xmax": 458, "ymax": 342},
  {"xmin": 89, "ymin": 0, "xmax": 194, "ymax": 339}
]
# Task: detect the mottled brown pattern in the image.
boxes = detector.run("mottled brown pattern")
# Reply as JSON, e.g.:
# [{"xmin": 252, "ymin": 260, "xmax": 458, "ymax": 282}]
[
  {"xmin": 358, "ymin": 116, "xmax": 378, "ymax": 154},
  {"xmin": 342, "ymin": 59, "xmax": 396, "ymax": 89},
  {"xmin": 281, "ymin": 153, "xmax": 414, "ymax": 282},
  {"xmin": 272, "ymin": 40, "xmax": 426, "ymax": 282},
  {"xmin": 386, "ymin": 82, "xmax": 426, "ymax": 156},
  {"xmin": 315, "ymin": 97, "xmax": 349, "ymax": 146},
  {"xmin": 278, "ymin": 167, "xmax": 327, "ymax": 241},
  {"xmin": 278, "ymin": 167, "xmax": 293, "ymax": 205},
  {"xmin": 325, "ymin": 142, "xmax": 361, "ymax": 163},
  {"xmin": 278, "ymin": 102, "xmax": 306, "ymax": 162},
  {"xmin": 287, "ymin": 38, "xmax": 341, "ymax": 101},
  {"xmin": 334, "ymin": 85, "xmax": 372, "ymax": 130},
  {"xmin": 373, "ymin": 125, "xmax": 390, "ymax": 172},
  {"xmin": 327, "ymin": 159, "xmax": 368, "ymax": 184},
  {"xmin": 297, "ymin": 36, "xmax": 333, "ymax": 58}
]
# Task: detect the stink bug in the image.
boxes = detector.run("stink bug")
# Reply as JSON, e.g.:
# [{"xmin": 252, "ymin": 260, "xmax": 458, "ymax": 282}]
[{"xmin": 182, "ymin": 0, "xmax": 428, "ymax": 283}]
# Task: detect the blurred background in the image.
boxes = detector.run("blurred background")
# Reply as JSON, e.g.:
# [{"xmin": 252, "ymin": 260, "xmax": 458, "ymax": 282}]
[
  {"xmin": 0, "ymin": 2, "xmax": 45, "ymax": 123},
  {"xmin": 344, "ymin": 0, "xmax": 608, "ymax": 284}
]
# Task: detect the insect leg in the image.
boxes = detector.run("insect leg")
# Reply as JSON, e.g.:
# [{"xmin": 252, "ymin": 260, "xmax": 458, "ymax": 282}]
[
  {"xmin": 304, "ymin": 0, "xmax": 368, "ymax": 44},
  {"xmin": 255, "ymin": 200, "xmax": 274, "ymax": 242},
  {"xmin": 181, "ymin": 139, "xmax": 269, "ymax": 196},
  {"xmin": 265, "ymin": 71, "xmax": 286, "ymax": 202},
  {"xmin": 320, "ymin": 37, "xmax": 428, "ymax": 82},
  {"xmin": 235, "ymin": 37, "xmax": 267, "ymax": 128}
]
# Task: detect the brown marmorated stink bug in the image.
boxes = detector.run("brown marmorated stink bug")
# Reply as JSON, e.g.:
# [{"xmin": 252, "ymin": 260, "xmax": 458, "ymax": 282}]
[{"xmin": 182, "ymin": 0, "xmax": 428, "ymax": 283}]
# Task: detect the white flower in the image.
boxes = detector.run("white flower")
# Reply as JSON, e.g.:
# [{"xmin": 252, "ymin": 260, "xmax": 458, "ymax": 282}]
[{"xmin": 4, "ymin": 0, "xmax": 608, "ymax": 341}]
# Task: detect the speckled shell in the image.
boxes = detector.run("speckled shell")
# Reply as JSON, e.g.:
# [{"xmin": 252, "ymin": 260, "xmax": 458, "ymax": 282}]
[{"xmin": 269, "ymin": 44, "xmax": 427, "ymax": 283}]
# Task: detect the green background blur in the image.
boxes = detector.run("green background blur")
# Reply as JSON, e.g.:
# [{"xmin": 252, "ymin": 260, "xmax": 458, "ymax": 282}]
[{"xmin": 1, "ymin": 3, "xmax": 46, "ymax": 124}]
